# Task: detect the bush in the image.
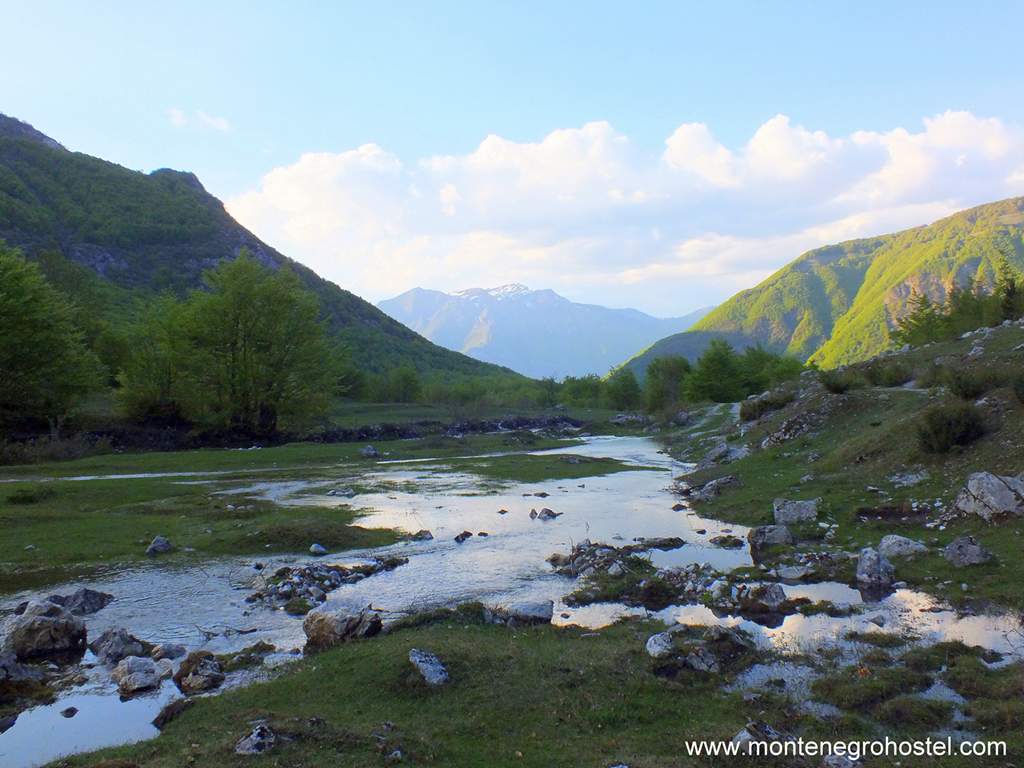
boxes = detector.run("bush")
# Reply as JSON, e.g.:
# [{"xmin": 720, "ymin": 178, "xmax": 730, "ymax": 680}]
[
  {"xmin": 818, "ymin": 368, "xmax": 862, "ymax": 394},
  {"xmin": 739, "ymin": 390, "xmax": 795, "ymax": 421},
  {"xmin": 916, "ymin": 403, "xmax": 986, "ymax": 453},
  {"xmin": 864, "ymin": 360, "xmax": 913, "ymax": 387},
  {"xmin": 946, "ymin": 369, "xmax": 998, "ymax": 400},
  {"xmin": 1015, "ymin": 378, "xmax": 1024, "ymax": 405}
]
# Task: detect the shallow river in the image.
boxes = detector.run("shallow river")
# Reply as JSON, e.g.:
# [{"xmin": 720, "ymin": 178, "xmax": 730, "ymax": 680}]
[{"xmin": 1, "ymin": 436, "xmax": 1021, "ymax": 766}]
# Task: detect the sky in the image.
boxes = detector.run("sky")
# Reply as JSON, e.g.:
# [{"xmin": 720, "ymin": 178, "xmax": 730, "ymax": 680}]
[{"xmin": 4, "ymin": 1, "xmax": 1024, "ymax": 316}]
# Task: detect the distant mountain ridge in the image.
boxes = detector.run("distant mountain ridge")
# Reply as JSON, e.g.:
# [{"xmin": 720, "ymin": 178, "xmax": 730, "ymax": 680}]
[
  {"xmin": 624, "ymin": 197, "xmax": 1024, "ymax": 375},
  {"xmin": 0, "ymin": 113, "xmax": 517, "ymax": 380},
  {"xmin": 378, "ymin": 285, "xmax": 711, "ymax": 378}
]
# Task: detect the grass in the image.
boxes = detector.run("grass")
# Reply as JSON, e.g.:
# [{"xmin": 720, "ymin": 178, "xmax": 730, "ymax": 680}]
[
  {"xmin": 811, "ymin": 665, "xmax": 931, "ymax": 710},
  {"xmin": 872, "ymin": 696, "xmax": 953, "ymax": 729},
  {"xmin": 54, "ymin": 620, "xmax": 755, "ymax": 768},
  {"xmin": 844, "ymin": 630, "xmax": 911, "ymax": 649},
  {"xmin": 670, "ymin": 326, "xmax": 1024, "ymax": 609},
  {"xmin": 447, "ymin": 453, "xmax": 661, "ymax": 484}
]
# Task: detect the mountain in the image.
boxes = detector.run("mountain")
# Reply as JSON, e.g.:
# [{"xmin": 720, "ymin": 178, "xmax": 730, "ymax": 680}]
[
  {"xmin": 625, "ymin": 197, "xmax": 1024, "ymax": 373},
  {"xmin": 377, "ymin": 284, "xmax": 711, "ymax": 378},
  {"xmin": 0, "ymin": 114, "xmax": 517, "ymax": 380}
]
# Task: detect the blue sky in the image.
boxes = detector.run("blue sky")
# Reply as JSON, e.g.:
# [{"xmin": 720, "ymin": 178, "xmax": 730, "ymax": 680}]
[{"xmin": 5, "ymin": 1, "xmax": 1024, "ymax": 315}]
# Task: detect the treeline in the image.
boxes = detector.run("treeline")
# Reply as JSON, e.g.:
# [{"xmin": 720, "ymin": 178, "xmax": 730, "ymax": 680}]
[
  {"xmin": 893, "ymin": 259, "xmax": 1024, "ymax": 346},
  {"xmin": 556, "ymin": 340, "xmax": 804, "ymax": 413}
]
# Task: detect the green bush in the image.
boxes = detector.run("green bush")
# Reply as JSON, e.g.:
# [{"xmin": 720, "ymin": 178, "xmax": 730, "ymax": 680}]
[
  {"xmin": 916, "ymin": 402, "xmax": 986, "ymax": 453},
  {"xmin": 739, "ymin": 390, "xmax": 795, "ymax": 421},
  {"xmin": 864, "ymin": 359, "xmax": 913, "ymax": 387},
  {"xmin": 946, "ymin": 369, "xmax": 998, "ymax": 400},
  {"xmin": 818, "ymin": 368, "xmax": 862, "ymax": 394}
]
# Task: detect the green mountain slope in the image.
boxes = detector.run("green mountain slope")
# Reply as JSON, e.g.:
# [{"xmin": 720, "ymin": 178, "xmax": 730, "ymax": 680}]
[
  {"xmin": 0, "ymin": 114, "xmax": 518, "ymax": 380},
  {"xmin": 629, "ymin": 197, "xmax": 1024, "ymax": 372}
]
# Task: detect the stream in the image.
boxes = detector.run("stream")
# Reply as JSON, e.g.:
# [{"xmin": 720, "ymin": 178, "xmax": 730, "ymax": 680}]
[{"xmin": 1, "ymin": 435, "xmax": 1021, "ymax": 766}]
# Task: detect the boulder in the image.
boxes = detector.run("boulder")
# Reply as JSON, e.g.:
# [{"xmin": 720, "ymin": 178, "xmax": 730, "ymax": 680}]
[
  {"xmin": 359, "ymin": 445, "xmax": 381, "ymax": 459},
  {"xmin": 235, "ymin": 723, "xmax": 277, "ymax": 755},
  {"xmin": 408, "ymin": 649, "xmax": 449, "ymax": 686},
  {"xmin": 645, "ymin": 632, "xmax": 675, "ymax": 659},
  {"xmin": 145, "ymin": 536, "xmax": 173, "ymax": 556},
  {"xmin": 454, "ymin": 530, "xmax": 473, "ymax": 544},
  {"xmin": 173, "ymin": 651, "xmax": 225, "ymax": 694},
  {"xmin": 4, "ymin": 600, "xmax": 86, "ymax": 660},
  {"xmin": 308, "ymin": 543, "xmax": 328, "ymax": 556},
  {"xmin": 877, "ymin": 535, "xmax": 928, "ymax": 559},
  {"xmin": 777, "ymin": 565, "xmax": 813, "ymax": 581},
  {"xmin": 689, "ymin": 475, "xmax": 739, "ymax": 503},
  {"xmin": 43, "ymin": 588, "xmax": 113, "ymax": 616},
  {"xmin": 856, "ymin": 547, "xmax": 895, "ymax": 588},
  {"xmin": 772, "ymin": 498, "xmax": 819, "ymax": 524},
  {"xmin": 537, "ymin": 508, "xmax": 561, "ymax": 521},
  {"xmin": 151, "ymin": 643, "xmax": 187, "ymax": 661},
  {"xmin": 89, "ymin": 627, "xmax": 145, "ymax": 664},
  {"xmin": 732, "ymin": 721, "xmax": 790, "ymax": 754},
  {"xmin": 747, "ymin": 525, "xmax": 793, "ymax": 551},
  {"xmin": 303, "ymin": 607, "xmax": 383, "ymax": 652},
  {"xmin": 943, "ymin": 536, "xmax": 993, "ymax": 567},
  {"xmin": 152, "ymin": 698, "xmax": 193, "ymax": 730},
  {"xmin": 953, "ymin": 472, "xmax": 1024, "ymax": 522},
  {"xmin": 708, "ymin": 534, "xmax": 744, "ymax": 549},
  {"xmin": 683, "ymin": 646, "xmax": 719, "ymax": 673},
  {"xmin": 495, "ymin": 600, "xmax": 553, "ymax": 626},
  {"xmin": 411, "ymin": 529, "xmax": 434, "ymax": 541},
  {"xmin": 748, "ymin": 583, "xmax": 787, "ymax": 611},
  {"xmin": 111, "ymin": 656, "xmax": 160, "ymax": 695}
]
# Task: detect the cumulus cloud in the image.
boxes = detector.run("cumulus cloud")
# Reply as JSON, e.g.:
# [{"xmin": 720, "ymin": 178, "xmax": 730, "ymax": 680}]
[
  {"xmin": 226, "ymin": 111, "xmax": 1024, "ymax": 317},
  {"xmin": 167, "ymin": 107, "xmax": 232, "ymax": 133}
]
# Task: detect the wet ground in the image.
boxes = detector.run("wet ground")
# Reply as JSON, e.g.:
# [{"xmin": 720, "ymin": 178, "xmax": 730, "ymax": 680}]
[{"xmin": 1, "ymin": 435, "xmax": 1021, "ymax": 767}]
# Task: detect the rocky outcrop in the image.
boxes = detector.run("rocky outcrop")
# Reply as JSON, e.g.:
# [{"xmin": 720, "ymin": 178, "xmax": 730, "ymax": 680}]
[
  {"xmin": 943, "ymin": 536, "xmax": 993, "ymax": 567},
  {"xmin": 772, "ymin": 498, "xmax": 819, "ymax": 525},
  {"xmin": 89, "ymin": 628, "xmax": 146, "ymax": 664},
  {"xmin": 547, "ymin": 538, "xmax": 684, "ymax": 577},
  {"xmin": 303, "ymin": 607, "xmax": 383, "ymax": 652},
  {"xmin": 235, "ymin": 722, "xmax": 277, "ymax": 755},
  {"xmin": 747, "ymin": 525, "xmax": 793, "ymax": 553},
  {"xmin": 856, "ymin": 547, "xmax": 895, "ymax": 588},
  {"xmin": 696, "ymin": 441, "xmax": 750, "ymax": 471},
  {"xmin": 174, "ymin": 651, "xmax": 225, "ymax": 694},
  {"xmin": 651, "ymin": 625, "xmax": 756, "ymax": 678},
  {"xmin": 409, "ymin": 649, "xmax": 449, "ymax": 686},
  {"xmin": 4, "ymin": 600, "xmax": 86, "ymax": 660},
  {"xmin": 684, "ymin": 476, "xmax": 740, "ymax": 503},
  {"xmin": 248, "ymin": 557, "xmax": 407, "ymax": 609},
  {"xmin": 953, "ymin": 472, "xmax": 1024, "ymax": 522},
  {"xmin": 15, "ymin": 588, "xmax": 113, "ymax": 617}
]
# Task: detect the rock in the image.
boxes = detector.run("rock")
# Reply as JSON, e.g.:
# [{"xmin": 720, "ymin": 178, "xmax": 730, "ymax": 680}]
[
  {"xmin": 688, "ymin": 475, "xmax": 739, "ymax": 503},
  {"xmin": 855, "ymin": 547, "xmax": 895, "ymax": 588},
  {"xmin": 777, "ymin": 565, "xmax": 812, "ymax": 581},
  {"xmin": 303, "ymin": 607, "xmax": 383, "ymax": 652},
  {"xmin": 823, "ymin": 756, "xmax": 862, "ymax": 768},
  {"xmin": 495, "ymin": 600, "xmax": 553, "ymax": 626},
  {"xmin": 747, "ymin": 525, "xmax": 793, "ymax": 552},
  {"xmin": 111, "ymin": 655, "xmax": 160, "ymax": 694},
  {"xmin": 235, "ymin": 722, "xmax": 277, "ymax": 755},
  {"xmin": 529, "ymin": 509, "xmax": 538, "ymax": 519},
  {"xmin": 708, "ymin": 534, "xmax": 744, "ymax": 549},
  {"xmin": 645, "ymin": 632, "xmax": 675, "ymax": 659},
  {"xmin": 411, "ymin": 529, "xmax": 433, "ymax": 541},
  {"xmin": 309, "ymin": 543, "xmax": 328, "ymax": 556},
  {"xmin": 151, "ymin": 643, "xmax": 187, "ymax": 661},
  {"xmin": 152, "ymin": 698, "xmax": 193, "ymax": 730},
  {"xmin": 537, "ymin": 508, "xmax": 561, "ymax": 521},
  {"xmin": 454, "ymin": 530, "xmax": 473, "ymax": 544},
  {"xmin": 953, "ymin": 472, "xmax": 1024, "ymax": 521},
  {"xmin": 0, "ymin": 652, "xmax": 39, "ymax": 686},
  {"xmin": 325, "ymin": 486, "xmax": 356, "ymax": 497},
  {"xmin": 359, "ymin": 445, "xmax": 381, "ymax": 459},
  {"xmin": 48, "ymin": 588, "xmax": 113, "ymax": 616},
  {"xmin": 772, "ymin": 498, "xmax": 819, "ymax": 524},
  {"xmin": 0, "ymin": 714, "xmax": 17, "ymax": 734},
  {"xmin": 145, "ymin": 536, "xmax": 173, "ymax": 556},
  {"xmin": 497, "ymin": 508, "xmax": 509, "ymax": 515},
  {"xmin": 173, "ymin": 651, "xmax": 225, "ymax": 694},
  {"xmin": 4, "ymin": 600, "xmax": 86, "ymax": 660},
  {"xmin": 683, "ymin": 646, "xmax": 719, "ymax": 673},
  {"xmin": 607, "ymin": 562, "xmax": 624, "ymax": 577},
  {"xmin": 732, "ymin": 721, "xmax": 790, "ymax": 754},
  {"xmin": 408, "ymin": 649, "xmax": 449, "ymax": 685},
  {"xmin": 867, "ymin": 614, "xmax": 886, "ymax": 628},
  {"xmin": 89, "ymin": 627, "xmax": 145, "ymax": 664},
  {"xmin": 878, "ymin": 535, "xmax": 928, "ymax": 559},
  {"xmin": 943, "ymin": 536, "xmax": 993, "ymax": 567},
  {"xmin": 747, "ymin": 583, "xmax": 787, "ymax": 611},
  {"xmin": 60, "ymin": 706, "xmax": 77, "ymax": 718}
]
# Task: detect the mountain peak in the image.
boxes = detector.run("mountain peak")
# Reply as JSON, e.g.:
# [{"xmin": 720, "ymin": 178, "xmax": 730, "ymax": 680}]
[
  {"xmin": 0, "ymin": 114, "xmax": 65, "ymax": 151},
  {"xmin": 453, "ymin": 283, "xmax": 532, "ymax": 300}
]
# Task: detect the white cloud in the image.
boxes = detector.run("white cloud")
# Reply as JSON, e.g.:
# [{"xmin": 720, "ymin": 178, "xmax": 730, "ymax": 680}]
[
  {"xmin": 226, "ymin": 111, "xmax": 1024, "ymax": 317},
  {"xmin": 167, "ymin": 107, "xmax": 232, "ymax": 133}
]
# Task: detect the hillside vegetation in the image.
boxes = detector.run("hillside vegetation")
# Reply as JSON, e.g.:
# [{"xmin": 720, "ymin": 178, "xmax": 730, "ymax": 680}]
[
  {"xmin": 626, "ymin": 197, "xmax": 1024, "ymax": 374},
  {"xmin": 0, "ymin": 114, "xmax": 515, "ymax": 381}
]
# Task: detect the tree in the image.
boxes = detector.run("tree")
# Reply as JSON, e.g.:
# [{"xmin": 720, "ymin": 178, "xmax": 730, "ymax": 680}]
[
  {"xmin": 0, "ymin": 245, "xmax": 102, "ymax": 433},
  {"xmin": 605, "ymin": 368, "xmax": 642, "ymax": 410},
  {"xmin": 644, "ymin": 356, "xmax": 690, "ymax": 411},
  {"xmin": 385, "ymin": 365, "xmax": 422, "ymax": 403},
  {"xmin": 684, "ymin": 339, "xmax": 744, "ymax": 403}
]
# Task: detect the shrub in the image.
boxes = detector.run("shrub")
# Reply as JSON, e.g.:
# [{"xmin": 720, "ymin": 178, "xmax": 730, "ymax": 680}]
[
  {"xmin": 818, "ymin": 368, "xmax": 862, "ymax": 394},
  {"xmin": 946, "ymin": 369, "xmax": 997, "ymax": 400},
  {"xmin": 916, "ymin": 403, "xmax": 986, "ymax": 453},
  {"xmin": 739, "ymin": 390, "xmax": 795, "ymax": 421},
  {"xmin": 864, "ymin": 360, "xmax": 913, "ymax": 387},
  {"xmin": 873, "ymin": 696, "xmax": 953, "ymax": 728},
  {"xmin": 1015, "ymin": 378, "xmax": 1024, "ymax": 405}
]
